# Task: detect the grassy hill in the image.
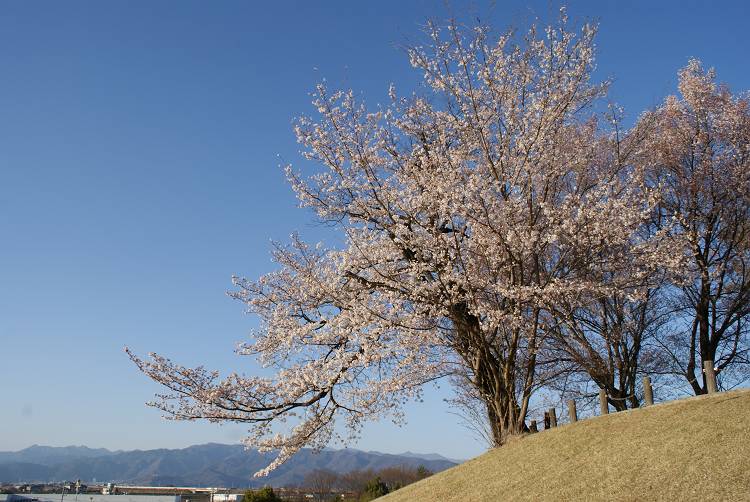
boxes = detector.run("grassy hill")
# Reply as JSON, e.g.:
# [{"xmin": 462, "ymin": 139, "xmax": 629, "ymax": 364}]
[{"xmin": 381, "ymin": 389, "xmax": 750, "ymax": 501}]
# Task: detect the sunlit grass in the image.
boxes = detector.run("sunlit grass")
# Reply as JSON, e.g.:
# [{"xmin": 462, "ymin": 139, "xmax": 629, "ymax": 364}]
[{"xmin": 380, "ymin": 389, "xmax": 750, "ymax": 501}]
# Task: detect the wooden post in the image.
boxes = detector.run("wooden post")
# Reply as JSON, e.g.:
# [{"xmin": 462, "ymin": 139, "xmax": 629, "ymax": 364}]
[
  {"xmin": 642, "ymin": 376, "xmax": 654, "ymax": 406},
  {"xmin": 529, "ymin": 420, "xmax": 538, "ymax": 433},
  {"xmin": 704, "ymin": 360, "xmax": 718, "ymax": 394},
  {"xmin": 543, "ymin": 411, "xmax": 550, "ymax": 430},
  {"xmin": 549, "ymin": 407, "xmax": 557, "ymax": 428},
  {"xmin": 567, "ymin": 399, "xmax": 578, "ymax": 423},
  {"xmin": 599, "ymin": 389, "xmax": 609, "ymax": 415}
]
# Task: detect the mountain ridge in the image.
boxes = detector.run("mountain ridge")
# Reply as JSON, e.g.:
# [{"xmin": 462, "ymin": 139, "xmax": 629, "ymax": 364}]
[{"xmin": 0, "ymin": 443, "xmax": 458, "ymax": 487}]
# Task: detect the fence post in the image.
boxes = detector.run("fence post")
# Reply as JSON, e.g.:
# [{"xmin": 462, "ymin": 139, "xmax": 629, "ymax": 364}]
[
  {"xmin": 599, "ymin": 389, "xmax": 609, "ymax": 415},
  {"xmin": 703, "ymin": 360, "xmax": 718, "ymax": 394},
  {"xmin": 544, "ymin": 411, "xmax": 550, "ymax": 430},
  {"xmin": 642, "ymin": 376, "xmax": 654, "ymax": 406},
  {"xmin": 549, "ymin": 408, "xmax": 557, "ymax": 428},
  {"xmin": 529, "ymin": 420, "xmax": 538, "ymax": 433},
  {"xmin": 567, "ymin": 399, "xmax": 578, "ymax": 423}
]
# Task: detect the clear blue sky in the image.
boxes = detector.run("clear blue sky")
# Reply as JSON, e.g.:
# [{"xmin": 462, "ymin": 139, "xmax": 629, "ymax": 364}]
[{"xmin": 1, "ymin": 0, "xmax": 748, "ymax": 459}]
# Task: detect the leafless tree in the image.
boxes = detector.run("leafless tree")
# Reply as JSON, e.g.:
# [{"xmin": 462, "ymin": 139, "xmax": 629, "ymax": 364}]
[
  {"xmin": 302, "ymin": 469, "xmax": 339, "ymax": 501},
  {"xmin": 548, "ymin": 287, "xmax": 672, "ymax": 410}
]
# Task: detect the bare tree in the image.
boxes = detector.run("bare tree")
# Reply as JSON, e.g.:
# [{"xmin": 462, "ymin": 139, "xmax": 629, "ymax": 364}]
[
  {"xmin": 338, "ymin": 469, "xmax": 376, "ymax": 499},
  {"xmin": 302, "ymin": 469, "xmax": 339, "ymax": 501},
  {"xmin": 548, "ymin": 286, "xmax": 672, "ymax": 410},
  {"xmin": 377, "ymin": 465, "xmax": 433, "ymax": 491}
]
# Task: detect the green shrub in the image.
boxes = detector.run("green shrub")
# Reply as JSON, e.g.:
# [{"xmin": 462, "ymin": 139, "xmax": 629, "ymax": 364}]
[
  {"xmin": 242, "ymin": 487, "xmax": 283, "ymax": 502},
  {"xmin": 359, "ymin": 477, "xmax": 389, "ymax": 501}
]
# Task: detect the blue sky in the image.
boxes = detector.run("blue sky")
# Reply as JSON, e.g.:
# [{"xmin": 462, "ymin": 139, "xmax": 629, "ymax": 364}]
[{"xmin": 1, "ymin": 0, "xmax": 749, "ymax": 460}]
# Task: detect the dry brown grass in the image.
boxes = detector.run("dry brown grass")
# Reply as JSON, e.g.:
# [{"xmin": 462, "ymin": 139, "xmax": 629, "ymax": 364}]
[{"xmin": 380, "ymin": 389, "xmax": 750, "ymax": 501}]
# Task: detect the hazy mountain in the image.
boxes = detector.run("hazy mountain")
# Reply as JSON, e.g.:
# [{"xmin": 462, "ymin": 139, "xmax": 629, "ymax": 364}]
[
  {"xmin": 0, "ymin": 446, "xmax": 118, "ymax": 466},
  {"xmin": 0, "ymin": 443, "xmax": 457, "ymax": 487},
  {"xmin": 396, "ymin": 451, "xmax": 465, "ymax": 464}
]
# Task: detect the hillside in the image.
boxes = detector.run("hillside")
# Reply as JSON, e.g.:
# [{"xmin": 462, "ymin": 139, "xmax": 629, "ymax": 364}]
[
  {"xmin": 0, "ymin": 444, "xmax": 455, "ymax": 487},
  {"xmin": 381, "ymin": 389, "xmax": 750, "ymax": 501}
]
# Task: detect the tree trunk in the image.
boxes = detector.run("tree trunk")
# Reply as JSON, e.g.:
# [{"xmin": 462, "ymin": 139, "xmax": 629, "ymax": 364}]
[{"xmin": 451, "ymin": 302, "xmax": 530, "ymax": 446}]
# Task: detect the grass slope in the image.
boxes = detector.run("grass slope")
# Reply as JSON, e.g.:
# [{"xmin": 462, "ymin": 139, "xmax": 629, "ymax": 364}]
[{"xmin": 381, "ymin": 389, "xmax": 750, "ymax": 501}]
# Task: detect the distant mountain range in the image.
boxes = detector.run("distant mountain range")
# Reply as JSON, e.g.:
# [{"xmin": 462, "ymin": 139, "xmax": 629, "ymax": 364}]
[{"xmin": 0, "ymin": 444, "xmax": 458, "ymax": 487}]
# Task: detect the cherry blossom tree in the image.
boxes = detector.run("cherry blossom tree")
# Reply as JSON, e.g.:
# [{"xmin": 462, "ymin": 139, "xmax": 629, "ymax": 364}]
[
  {"xmin": 541, "ymin": 110, "xmax": 678, "ymax": 411},
  {"xmin": 638, "ymin": 60, "xmax": 750, "ymax": 394},
  {"xmin": 128, "ymin": 11, "xmax": 670, "ymax": 475}
]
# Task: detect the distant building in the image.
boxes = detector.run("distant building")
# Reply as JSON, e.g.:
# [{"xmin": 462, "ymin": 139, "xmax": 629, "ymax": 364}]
[{"xmin": 211, "ymin": 495, "xmax": 241, "ymax": 502}]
